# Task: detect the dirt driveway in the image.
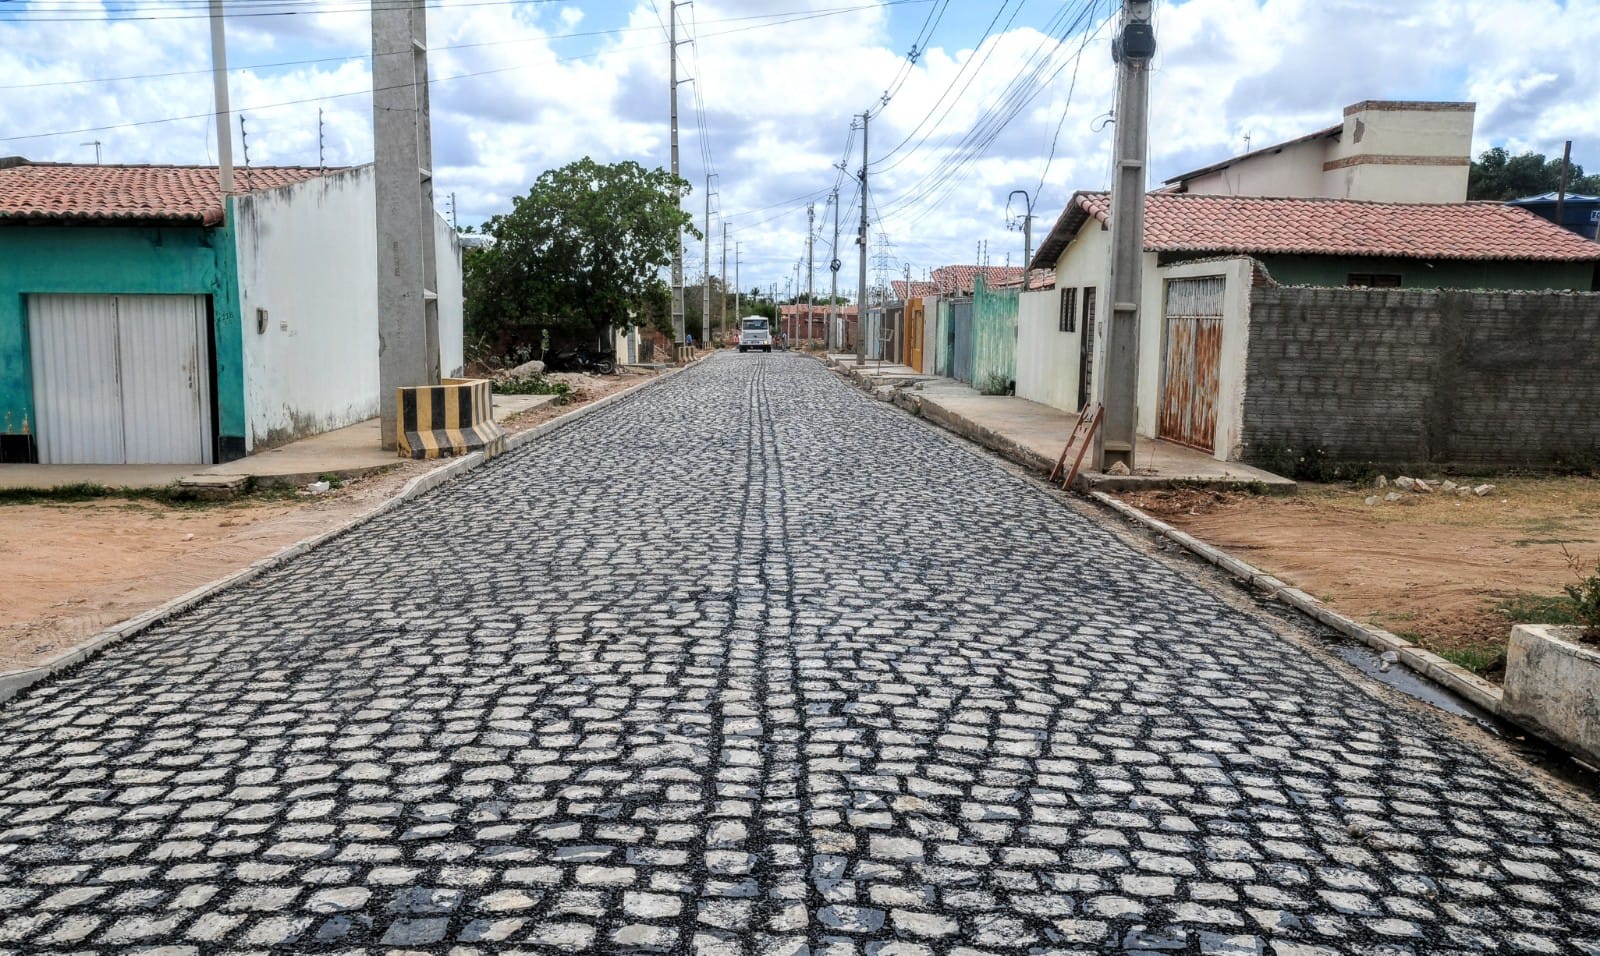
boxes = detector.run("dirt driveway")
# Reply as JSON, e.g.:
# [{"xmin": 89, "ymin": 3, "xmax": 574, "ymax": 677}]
[
  {"xmin": 0, "ymin": 369, "xmax": 652, "ymax": 675},
  {"xmin": 1118, "ymin": 476, "xmax": 1600, "ymax": 679}
]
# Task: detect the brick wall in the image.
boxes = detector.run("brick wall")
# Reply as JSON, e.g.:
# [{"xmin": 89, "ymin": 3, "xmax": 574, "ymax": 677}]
[{"xmin": 1242, "ymin": 287, "xmax": 1600, "ymax": 468}]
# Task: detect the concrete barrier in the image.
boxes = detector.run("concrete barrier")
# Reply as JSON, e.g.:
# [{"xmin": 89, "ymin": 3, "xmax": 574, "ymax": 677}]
[
  {"xmin": 1503, "ymin": 624, "xmax": 1600, "ymax": 766},
  {"xmin": 397, "ymin": 378, "xmax": 506, "ymax": 459}
]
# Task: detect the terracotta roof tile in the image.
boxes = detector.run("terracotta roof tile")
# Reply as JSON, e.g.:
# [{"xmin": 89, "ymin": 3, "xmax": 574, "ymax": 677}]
[
  {"xmin": 0, "ymin": 163, "xmax": 342, "ymax": 226},
  {"xmin": 932, "ymin": 264, "xmax": 1024, "ymax": 294},
  {"xmin": 1058, "ymin": 192, "xmax": 1600, "ymax": 262}
]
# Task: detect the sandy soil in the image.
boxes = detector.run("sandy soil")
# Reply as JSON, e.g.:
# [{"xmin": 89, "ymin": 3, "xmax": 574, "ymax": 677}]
[
  {"xmin": 1117, "ymin": 477, "xmax": 1600, "ymax": 679},
  {"xmin": 0, "ymin": 368, "xmax": 653, "ymax": 675}
]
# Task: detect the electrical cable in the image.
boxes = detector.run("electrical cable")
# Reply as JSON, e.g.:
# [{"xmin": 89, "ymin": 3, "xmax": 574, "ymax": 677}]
[{"xmin": 0, "ymin": 2, "xmax": 923, "ymax": 142}]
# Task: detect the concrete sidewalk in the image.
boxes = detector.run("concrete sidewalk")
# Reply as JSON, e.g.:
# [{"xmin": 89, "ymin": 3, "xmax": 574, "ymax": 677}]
[
  {"xmin": 826, "ymin": 355, "xmax": 1294, "ymax": 493},
  {"xmin": 0, "ymin": 393, "xmax": 560, "ymax": 491}
]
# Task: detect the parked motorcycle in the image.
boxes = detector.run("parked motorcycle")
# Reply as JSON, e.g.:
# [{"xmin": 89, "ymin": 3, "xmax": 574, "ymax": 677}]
[{"xmin": 545, "ymin": 347, "xmax": 618, "ymax": 375}]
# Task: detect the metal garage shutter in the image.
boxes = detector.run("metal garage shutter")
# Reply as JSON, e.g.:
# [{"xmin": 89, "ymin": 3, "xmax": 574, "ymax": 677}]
[{"xmin": 28, "ymin": 294, "xmax": 212, "ymax": 465}]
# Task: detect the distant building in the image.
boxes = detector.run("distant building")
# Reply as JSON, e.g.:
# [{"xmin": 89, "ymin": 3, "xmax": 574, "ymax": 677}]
[
  {"xmin": 1165, "ymin": 100, "xmax": 1476, "ymax": 204},
  {"xmin": 1506, "ymin": 192, "xmax": 1600, "ymax": 241}
]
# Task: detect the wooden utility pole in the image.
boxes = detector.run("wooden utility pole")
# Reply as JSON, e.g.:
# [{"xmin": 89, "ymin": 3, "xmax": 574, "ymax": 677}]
[
  {"xmin": 1556, "ymin": 139, "xmax": 1573, "ymax": 228},
  {"xmin": 1095, "ymin": 0, "xmax": 1155, "ymax": 472}
]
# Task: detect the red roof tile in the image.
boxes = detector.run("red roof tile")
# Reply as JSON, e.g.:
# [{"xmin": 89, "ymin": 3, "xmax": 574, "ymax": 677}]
[
  {"xmin": 1033, "ymin": 191, "xmax": 1600, "ymax": 266},
  {"xmin": 0, "ymin": 163, "xmax": 343, "ymax": 226},
  {"xmin": 891, "ymin": 279, "xmax": 940, "ymax": 299},
  {"xmin": 930, "ymin": 264, "xmax": 1024, "ymax": 295}
]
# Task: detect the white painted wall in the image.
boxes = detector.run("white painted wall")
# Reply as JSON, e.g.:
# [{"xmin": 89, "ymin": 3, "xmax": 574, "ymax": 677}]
[
  {"xmin": 236, "ymin": 168, "xmax": 466, "ymax": 449},
  {"xmin": 1014, "ymin": 289, "xmax": 1078, "ymax": 412},
  {"xmin": 235, "ymin": 167, "xmax": 379, "ymax": 450},
  {"xmin": 434, "ymin": 213, "xmax": 465, "ymax": 377},
  {"xmin": 1182, "ymin": 136, "xmax": 1329, "ymax": 198}
]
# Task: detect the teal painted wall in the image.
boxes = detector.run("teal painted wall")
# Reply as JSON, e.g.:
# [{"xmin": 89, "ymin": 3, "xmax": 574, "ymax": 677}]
[
  {"xmin": 971, "ymin": 277, "xmax": 1019, "ymax": 392},
  {"xmin": 0, "ymin": 213, "xmax": 245, "ymax": 456},
  {"xmin": 1248, "ymin": 255, "xmax": 1595, "ymax": 291}
]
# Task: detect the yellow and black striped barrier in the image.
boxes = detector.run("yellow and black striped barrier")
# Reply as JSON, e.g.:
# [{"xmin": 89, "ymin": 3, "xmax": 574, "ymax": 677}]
[{"xmin": 396, "ymin": 378, "xmax": 507, "ymax": 460}]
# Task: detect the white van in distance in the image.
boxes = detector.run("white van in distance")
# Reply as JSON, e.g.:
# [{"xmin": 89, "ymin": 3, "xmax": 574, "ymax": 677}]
[{"xmin": 738, "ymin": 316, "xmax": 773, "ymax": 353}]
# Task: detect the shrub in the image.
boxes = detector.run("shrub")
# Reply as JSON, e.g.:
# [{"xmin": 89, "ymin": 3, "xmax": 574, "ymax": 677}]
[
  {"xmin": 1561, "ymin": 546, "xmax": 1600, "ymax": 639},
  {"xmin": 1252, "ymin": 443, "xmax": 1378, "ymax": 485},
  {"xmin": 494, "ymin": 375, "xmax": 572, "ymax": 400},
  {"xmin": 977, "ymin": 372, "xmax": 1011, "ymax": 396}
]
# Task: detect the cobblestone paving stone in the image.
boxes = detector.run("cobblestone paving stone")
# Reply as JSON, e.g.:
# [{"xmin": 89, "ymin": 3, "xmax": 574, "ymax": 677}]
[{"xmin": 1, "ymin": 352, "xmax": 1599, "ymax": 955}]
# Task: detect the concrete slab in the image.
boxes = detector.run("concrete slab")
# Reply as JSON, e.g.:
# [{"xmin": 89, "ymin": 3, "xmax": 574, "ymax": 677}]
[
  {"xmin": 206, "ymin": 419, "xmax": 396, "ymax": 489},
  {"xmin": 0, "ymin": 463, "xmax": 192, "ymax": 491},
  {"xmin": 492, "ymin": 393, "xmax": 561, "ymax": 420},
  {"xmin": 881, "ymin": 373, "xmax": 1295, "ymax": 494}
]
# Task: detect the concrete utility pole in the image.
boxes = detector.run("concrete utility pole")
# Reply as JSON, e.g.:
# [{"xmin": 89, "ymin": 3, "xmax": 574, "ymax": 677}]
[
  {"xmin": 703, "ymin": 173, "xmax": 713, "ymax": 347},
  {"xmin": 829, "ymin": 187, "xmax": 839, "ymax": 352},
  {"xmin": 720, "ymin": 222, "xmax": 728, "ymax": 342},
  {"xmin": 669, "ymin": 1, "xmax": 685, "ymax": 345},
  {"xmin": 856, "ymin": 111, "xmax": 869, "ymax": 367},
  {"xmin": 1009, "ymin": 188, "xmax": 1034, "ymax": 286},
  {"xmin": 1095, "ymin": 0, "xmax": 1156, "ymax": 472},
  {"xmin": 734, "ymin": 242, "xmax": 741, "ymax": 326},
  {"xmin": 806, "ymin": 202, "xmax": 816, "ymax": 347},
  {"xmin": 208, "ymin": 0, "xmax": 233, "ymax": 196},
  {"xmin": 372, "ymin": 0, "xmax": 441, "ymax": 448}
]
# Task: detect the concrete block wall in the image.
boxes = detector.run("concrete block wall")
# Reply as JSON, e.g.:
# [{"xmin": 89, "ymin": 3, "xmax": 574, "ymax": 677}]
[{"xmin": 1242, "ymin": 287, "xmax": 1600, "ymax": 468}]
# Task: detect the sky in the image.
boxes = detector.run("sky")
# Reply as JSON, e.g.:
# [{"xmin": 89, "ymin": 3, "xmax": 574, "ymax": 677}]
[{"xmin": 2, "ymin": 0, "xmax": 1599, "ymax": 298}]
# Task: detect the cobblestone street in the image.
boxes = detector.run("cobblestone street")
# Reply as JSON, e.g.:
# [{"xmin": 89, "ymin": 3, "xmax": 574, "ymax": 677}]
[{"xmin": 1, "ymin": 352, "xmax": 1598, "ymax": 954}]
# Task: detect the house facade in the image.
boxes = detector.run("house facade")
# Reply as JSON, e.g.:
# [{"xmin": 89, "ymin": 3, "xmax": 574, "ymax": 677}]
[
  {"xmin": 1022, "ymin": 191, "xmax": 1600, "ymax": 461},
  {"xmin": 0, "ymin": 161, "xmax": 462, "ymax": 465}
]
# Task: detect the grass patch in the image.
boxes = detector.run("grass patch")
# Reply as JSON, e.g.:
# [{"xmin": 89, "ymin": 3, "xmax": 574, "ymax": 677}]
[
  {"xmin": 1438, "ymin": 643, "xmax": 1508, "ymax": 677},
  {"xmin": 1496, "ymin": 592, "xmax": 1585, "ymax": 628},
  {"xmin": 0, "ymin": 481, "xmax": 296, "ymax": 509},
  {"xmin": 493, "ymin": 375, "xmax": 572, "ymax": 399}
]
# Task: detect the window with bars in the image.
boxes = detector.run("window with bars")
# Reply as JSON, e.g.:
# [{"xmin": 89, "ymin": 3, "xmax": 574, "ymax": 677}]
[{"xmin": 1059, "ymin": 287, "xmax": 1077, "ymax": 333}]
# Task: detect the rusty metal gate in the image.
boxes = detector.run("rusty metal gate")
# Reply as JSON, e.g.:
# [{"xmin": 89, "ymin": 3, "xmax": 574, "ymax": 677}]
[{"xmin": 1158, "ymin": 276, "xmax": 1224, "ymax": 453}]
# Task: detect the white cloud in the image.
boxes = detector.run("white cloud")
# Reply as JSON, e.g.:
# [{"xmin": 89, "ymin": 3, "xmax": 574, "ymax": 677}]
[{"xmin": 2, "ymin": 0, "xmax": 1597, "ymax": 291}]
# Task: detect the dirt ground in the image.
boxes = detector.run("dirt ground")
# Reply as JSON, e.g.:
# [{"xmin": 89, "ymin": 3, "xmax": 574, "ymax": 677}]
[
  {"xmin": 0, "ymin": 368, "xmax": 652, "ymax": 675},
  {"xmin": 1118, "ymin": 476, "xmax": 1600, "ymax": 679}
]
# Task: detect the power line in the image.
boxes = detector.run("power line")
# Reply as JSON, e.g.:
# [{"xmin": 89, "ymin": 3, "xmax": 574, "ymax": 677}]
[
  {"xmin": 2, "ymin": 0, "xmax": 928, "ymax": 22},
  {"xmin": 869, "ymin": 0, "xmax": 1020, "ymax": 166},
  {"xmin": 878, "ymin": 0, "xmax": 1109, "ymax": 229},
  {"xmin": 0, "ymin": 3, "xmax": 925, "ymax": 143}
]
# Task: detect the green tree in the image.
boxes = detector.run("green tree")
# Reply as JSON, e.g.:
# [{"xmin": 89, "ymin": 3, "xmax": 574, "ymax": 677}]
[
  {"xmin": 465, "ymin": 158, "xmax": 698, "ymax": 357},
  {"xmin": 1469, "ymin": 146, "xmax": 1600, "ymax": 200}
]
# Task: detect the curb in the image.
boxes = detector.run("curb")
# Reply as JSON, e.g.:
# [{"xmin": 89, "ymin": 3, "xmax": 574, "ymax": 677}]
[
  {"xmin": 1088, "ymin": 490, "xmax": 1505, "ymax": 715},
  {"xmin": 0, "ymin": 364, "xmax": 692, "ymax": 707}
]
